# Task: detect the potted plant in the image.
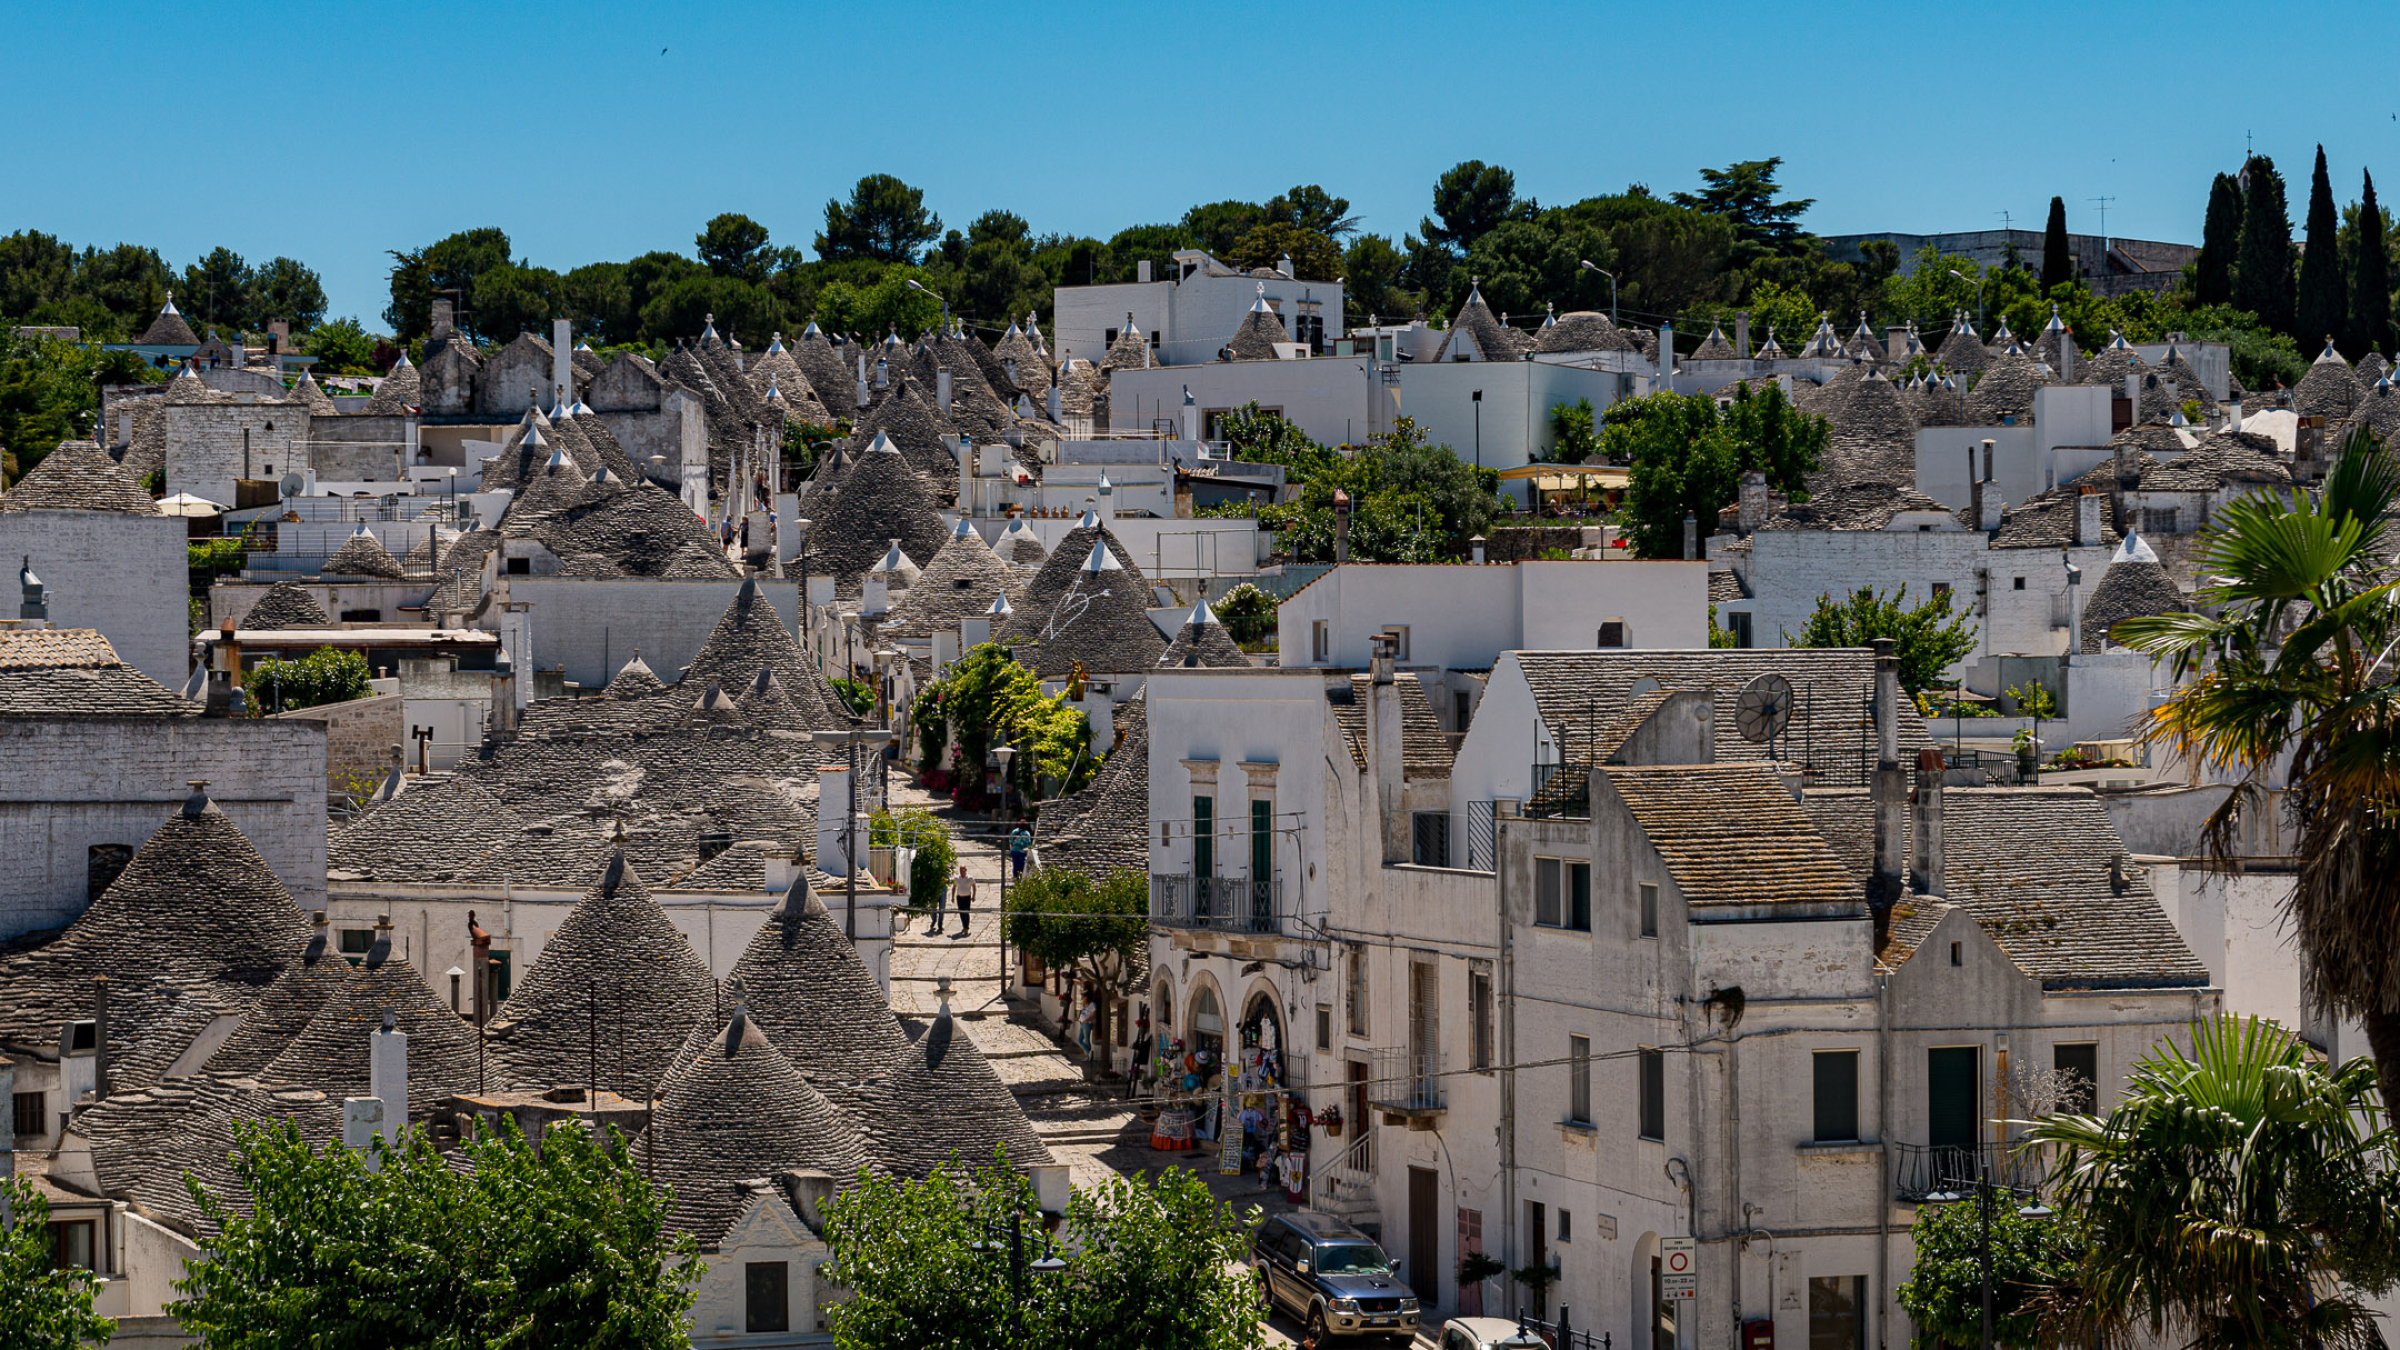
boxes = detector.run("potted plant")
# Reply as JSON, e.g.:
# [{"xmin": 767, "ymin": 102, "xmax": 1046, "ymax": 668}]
[
  {"xmin": 1457, "ymin": 1251, "xmax": 1506, "ymax": 1299},
  {"xmin": 1511, "ymin": 1259, "xmax": 1560, "ymax": 1317}
]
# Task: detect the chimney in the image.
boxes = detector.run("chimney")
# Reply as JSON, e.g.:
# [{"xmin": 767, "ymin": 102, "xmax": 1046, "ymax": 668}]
[
  {"xmin": 816, "ymin": 762, "xmax": 855, "ymax": 874},
  {"xmin": 873, "ymin": 356, "xmax": 889, "ymax": 390},
  {"xmin": 1976, "ymin": 480, "xmax": 2004, "ymax": 532},
  {"xmin": 2066, "ymin": 560, "xmax": 2085, "ymax": 654},
  {"xmin": 1657, "ymin": 321, "xmax": 1674, "ymax": 390},
  {"xmin": 1368, "ymin": 634, "xmax": 1407, "ymax": 865},
  {"xmin": 1470, "ymin": 534, "xmax": 1487, "ymax": 564},
  {"xmin": 1682, "ymin": 513, "xmax": 1699, "ymax": 560},
  {"xmin": 1046, "ymin": 383, "xmax": 1062, "ymax": 422},
  {"xmin": 1981, "ymin": 437, "xmax": 1995, "ymax": 485},
  {"xmin": 1736, "ymin": 471, "xmax": 1769, "ymax": 535},
  {"xmin": 1910, "ymin": 747, "xmax": 1945, "ymax": 896},
  {"xmin": 370, "ymin": 1008, "xmax": 406, "ymax": 1146},
  {"xmin": 2059, "ymin": 338, "xmax": 2077, "ymax": 383},
  {"xmin": 2226, "ymin": 397, "xmax": 2244, "ymax": 432},
  {"xmin": 936, "ymin": 368, "xmax": 953, "ymax": 415},
  {"xmin": 552, "ymin": 319, "xmax": 573, "ymax": 409},
  {"xmin": 780, "ymin": 1169, "xmax": 837, "ymax": 1230},
  {"xmin": 488, "ymin": 649, "xmax": 515, "ymax": 737},
  {"xmin": 1333, "ymin": 488, "xmax": 1353, "ymax": 564},
  {"xmin": 2125, "ymin": 370, "xmax": 2140, "ymax": 415},
  {"xmin": 2113, "ymin": 441, "xmax": 2138, "ymax": 490},
  {"xmin": 1887, "ymin": 325, "xmax": 1910, "ymax": 363},
  {"xmin": 855, "ymin": 354, "xmax": 870, "ymax": 408},
  {"xmin": 1180, "ymin": 386, "xmax": 1199, "ymax": 442},
  {"xmin": 1871, "ymin": 639, "xmax": 1906, "ymax": 899},
  {"xmin": 342, "ymin": 1097, "xmax": 386, "ymax": 1162},
  {"xmin": 2075, "ymin": 486, "xmax": 2104, "ymax": 547},
  {"xmin": 1735, "ymin": 311, "xmax": 1752, "ymax": 358},
  {"xmin": 91, "ymin": 975, "xmax": 109, "ymax": 1102},
  {"xmin": 19, "ymin": 556, "xmax": 47, "ymax": 623},
  {"xmin": 430, "ymin": 298, "xmax": 454, "ymax": 342},
  {"xmin": 1137, "ymin": 259, "xmax": 1153, "ymax": 284}
]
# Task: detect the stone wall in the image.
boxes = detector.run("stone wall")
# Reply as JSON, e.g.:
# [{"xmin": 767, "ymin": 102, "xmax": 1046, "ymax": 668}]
[
  {"xmin": 302, "ymin": 413, "xmax": 415, "ymax": 482},
  {"xmin": 162, "ymin": 401, "xmax": 312, "ymax": 505},
  {"xmin": 0, "ymin": 718, "xmax": 328, "ymax": 937},
  {"xmin": 0, "ymin": 510, "xmax": 189, "ymax": 686},
  {"xmin": 1482, "ymin": 525, "xmax": 1598, "ymax": 561},
  {"xmin": 506, "ymin": 577, "xmax": 798, "ymax": 690},
  {"xmin": 271, "ymin": 692, "xmax": 403, "ymax": 797}
]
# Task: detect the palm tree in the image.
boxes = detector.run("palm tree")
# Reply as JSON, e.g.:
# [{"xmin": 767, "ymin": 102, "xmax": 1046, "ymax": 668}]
[
  {"xmin": 2116, "ymin": 429, "xmax": 2400, "ymax": 1111},
  {"xmin": 2025, "ymin": 1015, "xmax": 2399, "ymax": 1350}
]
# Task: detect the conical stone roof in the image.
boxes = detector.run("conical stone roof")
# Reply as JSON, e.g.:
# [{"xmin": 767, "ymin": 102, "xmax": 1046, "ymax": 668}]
[
  {"xmin": 844, "ymin": 374, "xmax": 962, "ymax": 493},
  {"xmin": 679, "ymin": 576, "xmax": 838, "ymax": 727},
  {"xmin": 256, "ymin": 922, "xmax": 479, "ymax": 1115},
  {"xmin": 880, "ymin": 524, "xmax": 1028, "ymax": 639},
  {"xmin": 2293, "ymin": 339, "xmax": 2366, "ymax": 420},
  {"xmin": 2081, "ymin": 535, "xmax": 2185, "ymax": 653},
  {"xmin": 1000, "ymin": 532, "xmax": 1167, "ymax": 676},
  {"xmin": 1225, "ymin": 290, "xmax": 1289, "ymax": 360},
  {"xmin": 136, "ymin": 295, "xmax": 200, "ymax": 347},
  {"xmin": 0, "ymin": 439, "xmax": 157, "ymax": 514},
  {"xmin": 1159, "ymin": 601, "xmax": 1250, "ymax": 667},
  {"xmin": 1007, "ymin": 521, "xmax": 1141, "ymax": 633},
  {"xmin": 792, "ymin": 321, "xmax": 859, "ymax": 421},
  {"xmin": 720, "ymin": 888, "xmax": 914, "ymax": 1091},
  {"xmin": 806, "ymin": 435, "xmax": 949, "ymax": 588},
  {"xmin": 876, "ymin": 1002, "xmax": 1052, "ymax": 1176},
  {"xmin": 202, "ymin": 916, "xmax": 347, "ymax": 1077},
  {"xmin": 362, "ymin": 353, "xmax": 420, "ymax": 415},
  {"xmin": 239, "ymin": 581, "xmax": 331, "ymax": 631},
  {"xmin": 488, "ymin": 852, "xmax": 718, "ymax": 1097},
  {"xmin": 322, "ymin": 525, "xmax": 404, "ymax": 579}
]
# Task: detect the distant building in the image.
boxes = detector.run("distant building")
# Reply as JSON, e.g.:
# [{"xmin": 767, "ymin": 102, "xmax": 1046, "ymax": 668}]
[
  {"xmin": 1819, "ymin": 228, "xmax": 2195, "ymax": 298},
  {"xmin": 1053, "ymin": 250, "xmax": 1345, "ymax": 368}
]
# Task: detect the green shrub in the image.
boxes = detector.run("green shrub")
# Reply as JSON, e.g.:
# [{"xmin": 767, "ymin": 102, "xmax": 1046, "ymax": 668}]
[{"xmin": 243, "ymin": 646, "xmax": 370, "ymax": 715}]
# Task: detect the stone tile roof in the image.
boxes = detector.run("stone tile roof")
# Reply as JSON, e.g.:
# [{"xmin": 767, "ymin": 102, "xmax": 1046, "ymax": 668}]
[
  {"xmin": 880, "ymin": 526, "xmax": 1027, "ymax": 640},
  {"xmin": 81, "ymin": 1076, "xmax": 332, "ymax": 1236},
  {"xmin": 254, "ymin": 924, "xmax": 482, "ymax": 1115},
  {"xmin": 1158, "ymin": 604, "xmax": 1250, "ymax": 668},
  {"xmin": 0, "ymin": 790, "xmax": 309, "ymax": 1066},
  {"xmin": 1533, "ymin": 310, "xmax": 1636, "ymax": 355},
  {"xmin": 136, "ymin": 297, "xmax": 200, "ymax": 347},
  {"xmin": 651, "ymin": 1008, "xmax": 875, "ymax": 1245},
  {"xmin": 322, "ymin": 527, "xmax": 404, "ymax": 579},
  {"xmin": 1434, "ymin": 283, "xmax": 1534, "ymax": 362},
  {"xmin": 721, "ymin": 889, "xmax": 914, "ymax": 1098},
  {"xmin": 487, "ymin": 852, "xmax": 719, "ymax": 1098},
  {"xmin": 1811, "ymin": 366, "xmax": 1921, "ymax": 490},
  {"xmin": 2137, "ymin": 430, "xmax": 2290, "ymax": 491},
  {"xmin": 657, "ymin": 343, "xmax": 754, "ymax": 499},
  {"xmin": 362, "ymin": 354, "xmax": 420, "ymax": 414},
  {"xmin": 237, "ymin": 581, "xmax": 333, "ymax": 631},
  {"xmin": 511, "ymin": 477, "xmax": 740, "ymax": 581},
  {"xmin": 845, "ymin": 373, "xmax": 964, "ymax": 495},
  {"xmin": 1225, "ymin": 299, "xmax": 1289, "ymax": 360},
  {"xmin": 878, "ymin": 1004, "xmax": 1054, "ymax": 1175},
  {"xmin": 912, "ymin": 337, "xmax": 1017, "ymax": 445},
  {"xmin": 999, "ymin": 535, "xmax": 1167, "ymax": 677},
  {"xmin": 1962, "ymin": 347, "xmax": 2052, "ymax": 425},
  {"xmin": 1005, "ymin": 523, "xmax": 1139, "ymax": 634},
  {"xmin": 1603, "ymin": 763, "xmax": 1862, "ymax": 909},
  {"xmin": 1990, "ymin": 489, "xmax": 2119, "ymax": 550},
  {"xmin": 1689, "ymin": 323, "xmax": 1740, "ymax": 361},
  {"xmin": 806, "ymin": 436, "xmax": 950, "ymax": 588},
  {"xmin": 1933, "ymin": 321, "xmax": 1990, "ymax": 379},
  {"xmin": 1099, "ymin": 321, "xmax": 1154, "ymax": 377},
  {"xmin": 1910, "ymin": 373, "xmax": 1971, "ymax": 428},
  {"xmin": 1038, "ymin": 695, "xmax": 1149, "ymax": 879},
  {"xmin": 793, "ymin": 322, "xmax": 859, "ymax": 421},
  {"xmin": 995, "ymin": 520, "xmax": 1049, "ymax": 568},
  {"xmin": 1054, "ymin": 358, "xmax": 1105, "ymax": 419},
  {"xmin": 286, "ymin": 371, "xmax": 338, "ymax": 415},
  {"xmin": 991, "ymin": 324, "xmax": 1051, "ymax": 400},
  {"xmin": 1758, "ymin": 481, "xmax": 1959, "ymax": 532},
  {"xmin": 2346, "ymin": 376, "xmax": 2400, "ymax": 443},
  {"xmin": 2293, "ymin": 340, "xmax": 2366, "ymax": 420},
  {"xmin": 0, "ymin": 628, "xmax": 197, "ymax": 718},
  {"xmin": 2077, "ymin": 335, "xmax": 2143, "ymax": 392},
  {"xmin": 2157, "ymin": 348, "xmax": 2221, "ymax": 415},
  {"xmin": 198, "ymin": 917, "xmax": 347, "ymax": 1077},
  {"xmin": 1708, "ymin": 570, "xmax": 1746, "ymax": 603},
  {"xmin": 1802, "ymin": 787, "xmax": 2211, "ymax": 988},
  {"xmin": 0, "ymin": 439, "xmax": 157, "ymax": 514},
  {"xmin": 1326, "ymin": 673, "xmax": 1454, "ymax": 779},
  {"xmin": 747, "ymin": 339, "xmax": 833, "ymax": 425},
  {"xmin": 1511, "ymin": 648, "xmax": 1933, "ymax": 790},
  {"xmin": 679, "ymin": 576, "xmax": 840, "ymax": 727},
  {"xmin": 2081, "ymin": 537, "xmax": 2185, "ymax": 653}
]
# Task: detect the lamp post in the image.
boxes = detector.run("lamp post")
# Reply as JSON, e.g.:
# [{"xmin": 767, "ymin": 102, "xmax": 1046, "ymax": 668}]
[
  {"xmin": 1922, "ymin": 1181, "xmax": 2051, "ymax": 1350},
  {"xmin": 905, "ymin": 279, "xmax": 950, "ymax": 328},
  {"xmin": 793, "ymin": 516, "xmax": 814, "ymax": 655},
  {"xmin": 1471, "ymin": 389, "xmax": 1483, "ymax": 469},
  {"xmin": 1578, "ymin": 259, "xmax": 1619, "ymax": 326},
  {"xmin": 973, "ymin": 1212, "xmax": 1067, "ymax": 1344},
  {"xmin": 1948, "ymin": 268, "xmax": 1985, "ymax": 337},
  {"xmin": 993, "ymin": 743, "xmax": 1017, "ymax": 992},
  {"xmin": 808, "ymin": 727, "xmax": 896, "ymax": 941}
]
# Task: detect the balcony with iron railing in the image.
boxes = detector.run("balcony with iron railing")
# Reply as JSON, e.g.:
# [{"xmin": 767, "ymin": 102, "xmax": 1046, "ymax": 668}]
[
  {"xmin": 1149, "ymin": 872, "xmax": 1286, "ymax": 935},
  {"xmin": 1892, "ymin": 1140, "xmax": 2045, "ymax": 1203},
  {"xmin": 1365, "ymin": 1045, "xmax": 1445, "ymax": 1122}
]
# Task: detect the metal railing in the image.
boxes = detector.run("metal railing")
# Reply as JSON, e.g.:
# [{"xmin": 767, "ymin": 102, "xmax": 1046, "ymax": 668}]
[
  {"xmin": 1892, "ymin": 1140, "xmax": 2045, "ymax": 1202},
  {"xmin": 1311, "ymin": 1127, "xmax": 1377, "ymax": 1208},
  {"xmin": 1149, "ymin": 873, "xmax": 1284, "ymax": 934},
  {"xmin": 1366, "ymin": 1045, "xmax": 1445, "ymax": 1114}
]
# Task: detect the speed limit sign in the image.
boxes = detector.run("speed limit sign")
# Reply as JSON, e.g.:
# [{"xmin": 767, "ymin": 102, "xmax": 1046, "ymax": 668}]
[{"xmin": 1660, "ymin": 1237, "xmax": 1698, "ymax": 1300}]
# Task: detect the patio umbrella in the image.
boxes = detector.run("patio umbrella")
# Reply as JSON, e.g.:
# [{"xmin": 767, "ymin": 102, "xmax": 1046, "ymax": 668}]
[{"xmin": 155, "ymin": 493, "xmax": 227, "ymax": 517}]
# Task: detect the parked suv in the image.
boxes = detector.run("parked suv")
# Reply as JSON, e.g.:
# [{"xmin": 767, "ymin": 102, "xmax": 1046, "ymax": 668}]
[{"xmin": 1252, "ymin": 1212, "xmax": 1421, "ymax": 1343}]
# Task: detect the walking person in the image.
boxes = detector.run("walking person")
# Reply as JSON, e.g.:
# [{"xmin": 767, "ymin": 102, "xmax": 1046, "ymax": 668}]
[
  {"xmin": 1076, "ymin": 993, "xmax": 1096, "ymax": 1057},
  {"xmin": 930, "ymin": 867, "xmax": 951, "ymax": 933},
  {"xmin": 953, "ymin": 865, "xmax": 977, "ymax": 936},
  {"xmin": 1007, "ymin": 820, "xmax": 1032, "ymax": 879}
]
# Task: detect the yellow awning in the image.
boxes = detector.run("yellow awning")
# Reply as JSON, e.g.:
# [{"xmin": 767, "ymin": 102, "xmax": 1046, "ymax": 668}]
[{"xmin": 1497, "ymin": 463, "xmax": 1629, "ymax": 491}]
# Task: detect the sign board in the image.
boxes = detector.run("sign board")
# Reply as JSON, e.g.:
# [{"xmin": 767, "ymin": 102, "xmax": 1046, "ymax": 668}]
[
  {"xmin": 1660, "ymin": 1237, "xmax": 1698, "ymax": 1300},
  {"xmin": 1218, "ymin": 1067, "xmax": 1244, "ymax": 1175}
]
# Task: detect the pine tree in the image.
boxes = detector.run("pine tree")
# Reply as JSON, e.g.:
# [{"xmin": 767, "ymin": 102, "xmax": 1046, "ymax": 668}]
[
  {"xmin": 2042, "ymin": 196, "xmax": 2073, "ymax": 290},
  {"xmin": 2350, "ymin": 169, "xmax": 2393, "ymax": 358},
  {"xmin": 2196, "ymin": 172, "xmax": 2243, "ymax": 306},
  {"xmin": 2235, "ymin": 156, "xmax": 2296, "ymax": 335},
  {"xmin": 2297, "ymin": 145, "xmax": 2345, "ymax": 351}
]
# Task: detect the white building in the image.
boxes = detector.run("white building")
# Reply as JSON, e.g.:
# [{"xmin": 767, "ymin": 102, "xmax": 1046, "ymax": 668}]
[{"xmin": 1053, "ymin": 251, "xmax": 1344, "ymax": 368}]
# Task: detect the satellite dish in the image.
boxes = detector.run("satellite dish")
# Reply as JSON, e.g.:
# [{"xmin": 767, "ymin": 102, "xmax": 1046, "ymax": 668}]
[
  {"xmin": 1630, "ymin": 676, "xmax": 1662, "ymax": 701},
  {"xmin": 278, "ymin": 472, "xmax": 306, "ymax": 499},
  {"xmin": 1735, "ymin": 673, "xmax": 1794, "ymax": 747}
]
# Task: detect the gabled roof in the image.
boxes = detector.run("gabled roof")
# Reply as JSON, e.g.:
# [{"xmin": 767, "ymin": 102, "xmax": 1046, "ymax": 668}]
[
  {"xmin": 1326, "ymin": 672, "xmax": 1454, "ymax": 778},
  {"xmin": 1802, "ymin": 787, "xmax": 2210, "ymax": 989},
  {"xmin": 488, "ymin": 852, "xmax": 718, "ymax": 1097},
  {"xmin": 1602, "ymin": 763, "xmax": 1862, "ymax": 909},
  {"xmin": 0, "ymin": 440, "xmax": 157, "ymax": 514}
]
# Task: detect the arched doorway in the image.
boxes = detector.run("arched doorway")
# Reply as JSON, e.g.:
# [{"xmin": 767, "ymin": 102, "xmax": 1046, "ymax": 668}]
[
  {"xmin": 1632, "ymin": 1232, "xmax": 1677, "ymax": 1350},
  {"xmin": 1240, "ymin": 986, "xmax": 1285, "ymax": 1085},
  {"xmin": 1187, "ymin": 982, "xmax": 1224, "ymax": 1060}
]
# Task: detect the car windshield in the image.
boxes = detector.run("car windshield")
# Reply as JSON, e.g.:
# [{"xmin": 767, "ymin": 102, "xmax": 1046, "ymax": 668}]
[{"xmin": 1313, "ymin": 1242, "xmax": 1393, "ymax": 1275}]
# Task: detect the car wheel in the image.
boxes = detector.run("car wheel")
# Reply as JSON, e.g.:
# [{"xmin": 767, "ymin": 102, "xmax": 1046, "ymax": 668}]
[
  {"xmin": 1255, "ymin": 1264, "xmax": 1274, "ymax": 1314},
  {"xmin": 1306, "ymin": 1304, "xmax": 1330, "ymax": 1343}
]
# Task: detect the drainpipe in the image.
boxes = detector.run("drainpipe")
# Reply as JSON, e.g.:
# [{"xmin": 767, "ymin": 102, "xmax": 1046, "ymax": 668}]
[
  {"xmin": 1497, "ymin": 803, "xmax": 1518, "ymax": 1292},
  {"xmin": 1876, "ymin": 971, "xmax": 1893, "ymax": 1350}
]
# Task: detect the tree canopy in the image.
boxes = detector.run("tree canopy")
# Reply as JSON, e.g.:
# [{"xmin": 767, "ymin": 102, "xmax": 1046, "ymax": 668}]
[
  {"xmin": 0, "ymin": 1177, "xmax": 116, "ymax": 1350},
  {"xmin": 818, "ymin": 174, "xmax": 944, "ymax": 265},
  {"xmin": 1612, "ymin": 384, "xmax": 1826, "ymax": 557},
  {"xmin": 1790, "ymin": 585, "xmax": 1979, "ymax": 693}
]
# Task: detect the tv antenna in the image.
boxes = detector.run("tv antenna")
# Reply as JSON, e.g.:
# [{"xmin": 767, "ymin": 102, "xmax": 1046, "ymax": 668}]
[
  {"xmin": 1735, "ymin": 673, "xmax": 1794, "ymax": 761},
  {"xmin": 2090, "ymin": 196, "xmax": 2116, "ymax": 247}
]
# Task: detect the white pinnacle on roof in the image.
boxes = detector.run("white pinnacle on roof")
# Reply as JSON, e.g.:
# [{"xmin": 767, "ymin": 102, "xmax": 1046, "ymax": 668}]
[
  {"xmin": 2317, "ymin": 337, "xmax": 2348, "ymax": 364},
  {"xmin": 701, "ymin": 313, "xmax": 718, "ymax": 341},
  {"xmin": 2112, "ymin": 532, "xmax": 2161, "ymax": 565},
  {"xmin": 1097, "ymin": 472, "xmax": 1112, "ymax": 493},
  {"xmin": 1080, "ymin": 539, "xmax": 1121, "ymax": 572},
  {"xmin": 951, "ymin": 518, "xmax": 977, "ymax": 540},
  {"xmin": 873, "ymin": 539, "xmax": 907, "ymax": 574},
  {"xmin": 764, "ymin": 372, "xmax": 784, "ymax": 402},
  {"xmin": 161, "ymin": 291, "xmax": 180, "ymax": 316},
  {"xmin": 575, "ymin": 339, "xmax": 594, "ymax": 353},
  {"xmin": 801, "ymin": 317, "xmax": 823, "ymax": 339},
  {"xmin": 999, "ymin": 518, "xmax": 1036, "ymax": 543},
  {"xmin": 766, "ymin": 331, "xmax": 785, "ymax": 353},
  {"xmin": 987, "ymin": 592, "xmax": 1012, "ymax": 617},
  {"xmin": 1542, "ymin": 302, "xmax": 1556, "ymax": 328},
  {"xmin": 2105, "ymin": 330, "xmax": 2132, "ymax": 351},
  {"xmin": 2043, "ymin": 303, "xmax": 2067, "ymax": 333},
  {"xmin": 545, "ymin": 439, "xmax": 571, "ymax": 470},
  {"xmin": 570, "ymin": 396, "xmax": 592, "ymax": 416},
  {"xmin": 391, "ymin": 349, "xmax": 413, "ymax": 368},
  {"xmin": 1185, "ymin": 597, "xmax": 1219, "ymax": 627},
  {"xmin": 1077, "ymin": 508, "xmax": 1100, "ymax": 529},
  {"xmin": 523, "ymin": 422, "xmax": 547, "ymax": 450},
  {"xmin": 868, "ymin": 430, "xmax": 900, "ymax": 455},
  {"xmin": 1250, "ymin": 282, "xmax": 1273, "ymax": 313},
  {"xmin": 351, "ymin": 521, "xmax": 374, "ymax": 538}
]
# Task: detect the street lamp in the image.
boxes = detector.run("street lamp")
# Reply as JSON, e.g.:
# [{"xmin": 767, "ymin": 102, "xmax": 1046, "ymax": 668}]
[
  {"xmin": 992, "ymin": 743, "xmax": 1018, "ymax": 991},
  {"xmin": 1922, "ymin": 1177, "xmax": 2053, "ymax": 1350},
  {"xmin": 905, "ymin": 279, "xmax": 949, "ymax": 328},
  {"xmin": 792, "ymin": 516, "xmax": 814, "ymax": 652},
  {"xmin": 1470, "ymin": 389, "xmax": 1483, "ymax": 470},
  {"xmin": 972, "ymin": 1212, "xmax": 1068, "ymax": 1343},
  {"xmin": 807, "ymin": 727, "xmax": 897, "ymax": 941},
  {"xmin": 1948, "ymin": 268, "xmax": 1985, "ymax": 337},
  {"xmin": 1578, "ymin": 259, "xmax": 1619, "ymax": 326}
]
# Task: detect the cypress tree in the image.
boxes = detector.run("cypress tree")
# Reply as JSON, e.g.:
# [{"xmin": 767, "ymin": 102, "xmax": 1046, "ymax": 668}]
[
  {"xmin": 2350, "ymin": 169, "xmax": 2392, "ymax": 358},
  {"xmin": 2041, "ymin": 197, "xmax": 2072, "ymax": 290},
  {"xmin": 2196, "ymin": 172, "xmax": 2242, "ymax": 306},
  {"xmin": 2297, "ymin": 145, "xmax": 2345, "ymax": 350},
  {"xmin": 2234, "ymin": 155, "xmax": 2296, "ymax": 334}
]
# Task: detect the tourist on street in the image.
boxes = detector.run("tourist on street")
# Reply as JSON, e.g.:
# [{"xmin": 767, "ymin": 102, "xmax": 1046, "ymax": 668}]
[
  {"xmin": 1076, "ymin": 995, "xmax": 1096, "ymax": 1056},
  {"xmin": 930, "ymin": 868, "xmax": 953, "ymax": 932},
  {"xmin": 953, "ymin": 865, "xmax": 977, "ymax": 936},
  {"xmin": 1007, "ymin": 821, "xmax": 1032, "ymax": 878}
]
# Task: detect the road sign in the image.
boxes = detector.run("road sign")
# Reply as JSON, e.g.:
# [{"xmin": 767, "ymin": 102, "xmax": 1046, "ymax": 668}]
[{"xmin": 1660, "ymin": 1237, "xmax": 1698, "ymax": 1300}]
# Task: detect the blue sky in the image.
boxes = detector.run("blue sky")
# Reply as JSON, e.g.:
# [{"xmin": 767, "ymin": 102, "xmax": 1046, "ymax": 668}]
[{"xmin": 7, "ymin": 1, "xmax": 2396, "ymax": 325}]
